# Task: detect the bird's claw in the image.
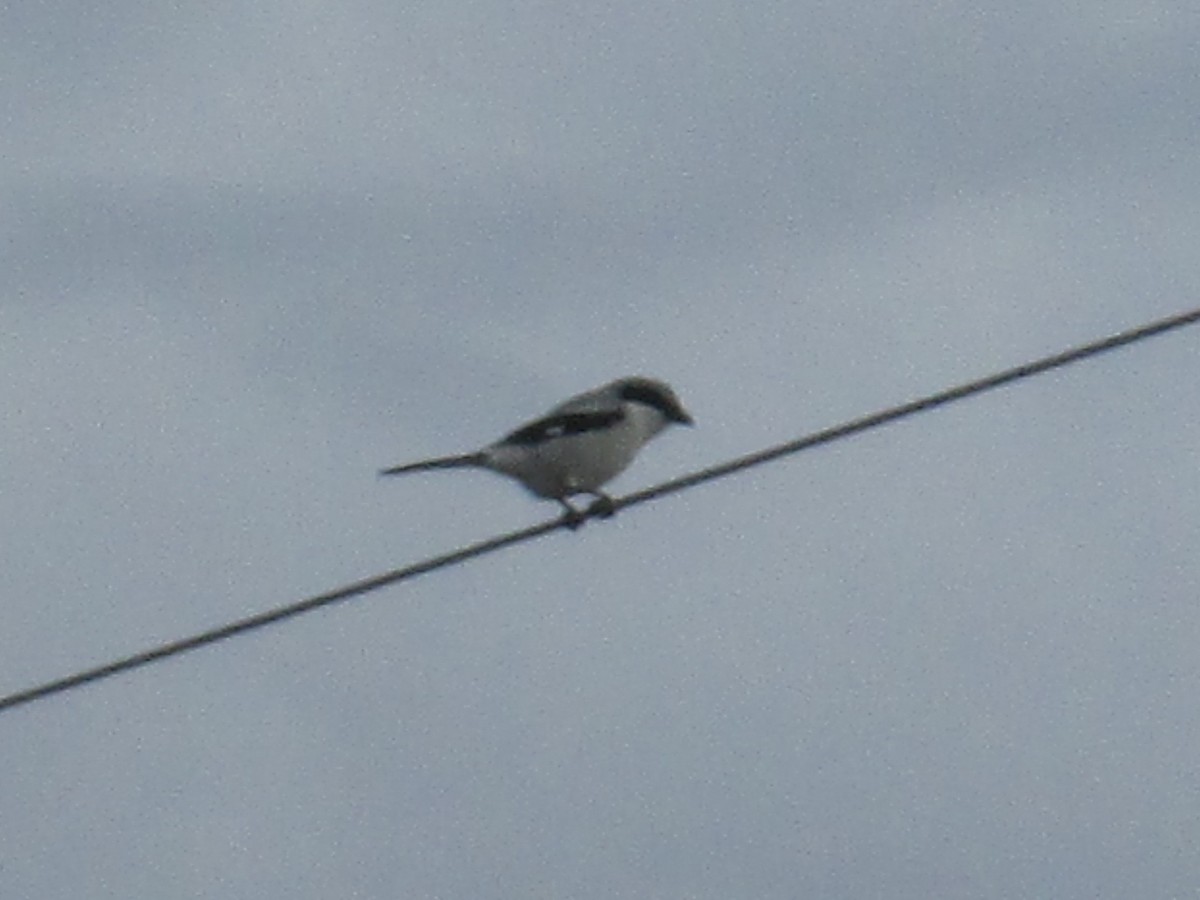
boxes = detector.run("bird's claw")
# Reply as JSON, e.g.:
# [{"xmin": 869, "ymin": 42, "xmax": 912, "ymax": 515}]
[
  {"xmin": 558, "ymin": 505, "xmax": 586, "ymax": 530},
  {"xmin": 586, "ymin": 495, "xmax": 616, "ymax": 519},
  {"xmin": 557, "ymin": 495, "xmax": 616, "ymax": 530}
]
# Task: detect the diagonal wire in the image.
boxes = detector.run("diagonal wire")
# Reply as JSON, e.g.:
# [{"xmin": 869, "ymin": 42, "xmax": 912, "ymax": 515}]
[
  {"xmin": 0, "ymin": 520, "xmax": 563, "ymax": 714},
  {"xmin": 615, "ymin": 306, "xmax": 1200, "ymax": 513},
  {"xmin": 2, "ymin": 306, "xmax": 1198, "ymax": 715}
]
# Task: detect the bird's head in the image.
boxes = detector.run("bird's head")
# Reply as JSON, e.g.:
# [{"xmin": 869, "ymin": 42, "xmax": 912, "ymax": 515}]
[{"xmin": 613, "ymin": 376, "xmax": 694, "ymax": 426}]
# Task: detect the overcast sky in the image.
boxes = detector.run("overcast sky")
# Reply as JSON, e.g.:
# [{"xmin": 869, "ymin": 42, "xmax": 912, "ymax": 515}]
[{"xmin": 3, "ymin": 2, "xmax": 1199, "ymax": 897}]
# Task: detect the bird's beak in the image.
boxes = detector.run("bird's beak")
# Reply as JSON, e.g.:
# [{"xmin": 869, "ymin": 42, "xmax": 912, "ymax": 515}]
[{"xmin": 674, "ymin": 408, "xmax": 694, "ymax": 426}]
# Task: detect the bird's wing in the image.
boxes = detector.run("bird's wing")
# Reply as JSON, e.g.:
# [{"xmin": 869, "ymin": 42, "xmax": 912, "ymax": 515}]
[{"xmin": 497, "ymin": 409, "xmax": 624, "ymax": 447}]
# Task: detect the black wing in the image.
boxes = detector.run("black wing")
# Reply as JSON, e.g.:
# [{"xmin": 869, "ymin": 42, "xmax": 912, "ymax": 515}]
[{"xmin": 498, "ymin": 409, "xmax": 625, "ymax": 447}]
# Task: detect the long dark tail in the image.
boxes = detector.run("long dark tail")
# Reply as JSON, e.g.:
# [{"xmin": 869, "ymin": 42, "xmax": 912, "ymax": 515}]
[{"xmin": 378, "ymin": 452, "xmax": 486, "ymax": 477}]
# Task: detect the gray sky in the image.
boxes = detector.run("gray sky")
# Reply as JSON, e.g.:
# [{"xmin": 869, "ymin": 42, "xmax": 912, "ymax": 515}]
[{"xmin": 3, "ymin": 2, "xmax": 1199, "ymax": 897}]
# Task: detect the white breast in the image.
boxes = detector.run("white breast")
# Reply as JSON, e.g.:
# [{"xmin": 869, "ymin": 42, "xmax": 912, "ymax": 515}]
[{"xmin": 482, "ymin": 402, "xmax": 667, "ymax": 499}]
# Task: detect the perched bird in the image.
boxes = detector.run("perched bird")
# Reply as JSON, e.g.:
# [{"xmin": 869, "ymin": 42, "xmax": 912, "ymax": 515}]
[{"xmin": 380, "ymin": 376, "xmax": 693, "ymax": 525}]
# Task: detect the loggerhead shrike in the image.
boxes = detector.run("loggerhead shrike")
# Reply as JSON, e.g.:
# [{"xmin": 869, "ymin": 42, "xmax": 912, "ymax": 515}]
[{"xmin": 380, "ymin": 376, "xmax": 693, "ymax": 525}]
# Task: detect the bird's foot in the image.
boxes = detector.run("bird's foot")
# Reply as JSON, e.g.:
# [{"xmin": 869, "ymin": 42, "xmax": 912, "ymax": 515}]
[
  {"xmin": 586, "ymin": 493, "xmax": 617, "ymax": 519},
  {"xmin": 557, "ymin": 495, "xmax": 616, "ymax": 529},
  {"xmin": 557, "ymin": 502, "xmax": 586, "ymax": 530}
]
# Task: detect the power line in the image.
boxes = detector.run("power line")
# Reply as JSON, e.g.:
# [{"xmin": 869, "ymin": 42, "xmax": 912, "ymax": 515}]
[
  {"xmin": 0, "ymin": 521, "xmax": 563, "ymax": 714},
  {"xmin": 2, "ymin": 306, "xmax": 1198, "ymax": 715},
  {"xmin": 616, "ymin": 306, "xmax": 1200, "ymax": 512}
]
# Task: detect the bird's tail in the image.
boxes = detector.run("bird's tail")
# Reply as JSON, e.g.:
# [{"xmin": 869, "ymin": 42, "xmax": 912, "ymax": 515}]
[{"xmin": 378, "ymin": 452, "xmax": 486, "ymax": 477}]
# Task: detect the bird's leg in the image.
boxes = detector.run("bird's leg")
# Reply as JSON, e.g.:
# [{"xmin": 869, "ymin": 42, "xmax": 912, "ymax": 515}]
[
  {"xmin": 585, "ymin": 491, "xmax": 617, "ymax": 519},
  {"xmin": 557, "ymin": 499, "xmax": 586, "ymax": 530}
]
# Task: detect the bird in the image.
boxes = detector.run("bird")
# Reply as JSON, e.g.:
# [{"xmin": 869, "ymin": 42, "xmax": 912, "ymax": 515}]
[{"xmin": 379, "ymin": 376, "xmax": 693, "ymax": 526}]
